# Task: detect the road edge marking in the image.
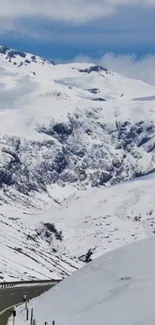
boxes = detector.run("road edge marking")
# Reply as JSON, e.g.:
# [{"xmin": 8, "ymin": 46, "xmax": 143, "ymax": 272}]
[{"xmin": 0, "ymin": 302, "xmax": 22, "ymax": 316}]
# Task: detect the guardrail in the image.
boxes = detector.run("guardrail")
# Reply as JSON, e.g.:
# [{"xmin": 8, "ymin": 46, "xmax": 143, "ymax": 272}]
[{"xmin": 0, "ymin": 279, "xmax": 61, "ymax": 288}]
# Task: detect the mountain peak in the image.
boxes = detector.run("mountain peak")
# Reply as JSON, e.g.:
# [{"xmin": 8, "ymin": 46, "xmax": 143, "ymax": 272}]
[
  {"xmin": 0, "ymin": 45, "xmax": 55, "ymax": 68},
  {"xmin": 78, "ymin": 65, "xmax": 109, "ymax": 74}
]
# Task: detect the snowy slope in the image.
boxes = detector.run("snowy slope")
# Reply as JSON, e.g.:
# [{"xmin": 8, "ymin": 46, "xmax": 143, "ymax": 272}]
[
  {"xmin": 0, "ymin": 204, "xmax": 81, "ymax": 282},
  {"xmin": 1, "ymin": 45, "xmax": 155, "ymax": 280},
  {"xmin": 8, "ymin": 237, "xmax": 155, "ymax": 325},
  {"xmin": 2, "ymin": 169, "xmax": 155, "ymax": 281},
  {"xmin": 24, "ymin": 171, "xmax": 155, "ymax": 261}
]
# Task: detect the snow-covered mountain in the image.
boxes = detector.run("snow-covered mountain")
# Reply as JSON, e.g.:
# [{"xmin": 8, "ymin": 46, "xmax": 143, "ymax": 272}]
[
  {"xmin": 1, "ymin": 45, "xmax": 155, "ymax": 280},
  {"xmin": 1, "ymin": 45, "xmax": 155, "ymax": 196}
]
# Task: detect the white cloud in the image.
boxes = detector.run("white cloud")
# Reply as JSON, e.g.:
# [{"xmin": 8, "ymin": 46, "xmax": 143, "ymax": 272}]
[
  {"xmin": 99, "ymin": 53, "xmax": 155, "ymax": 86},
  {"xmin": 0, "ymin": 0, "xmax": 155, "ymax": 24}
]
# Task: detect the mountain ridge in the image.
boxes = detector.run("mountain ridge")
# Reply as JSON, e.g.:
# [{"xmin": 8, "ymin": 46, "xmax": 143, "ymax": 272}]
[{"xmin": 0, "ymin": 45, "xmax": 55, "ymax": 67}]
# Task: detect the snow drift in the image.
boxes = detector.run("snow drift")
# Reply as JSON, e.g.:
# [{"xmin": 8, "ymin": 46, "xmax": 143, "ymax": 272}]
[{"xmin": 8, "ymin": 237, "xmax": 155, "ymax": 325}]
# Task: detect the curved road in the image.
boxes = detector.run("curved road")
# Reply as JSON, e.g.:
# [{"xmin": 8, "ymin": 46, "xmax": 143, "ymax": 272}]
[{"xmin": 0, "ymin": 283, "xmax": 54, "ymax": 325}]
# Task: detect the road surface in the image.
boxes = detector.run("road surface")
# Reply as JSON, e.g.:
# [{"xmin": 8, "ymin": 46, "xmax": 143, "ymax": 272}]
[{"xmin": 0, "ymin": 283, "xmax": 54, "ymax": 325}]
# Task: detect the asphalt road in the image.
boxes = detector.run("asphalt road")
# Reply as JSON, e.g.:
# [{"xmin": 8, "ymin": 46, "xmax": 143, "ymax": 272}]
[{"xmin": 0, "ymin": 284, "xmax": 54, "ymax": 325}]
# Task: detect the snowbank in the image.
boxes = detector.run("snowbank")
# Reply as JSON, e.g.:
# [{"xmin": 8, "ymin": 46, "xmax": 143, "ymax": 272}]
[{"xmin": 8, "ymin": 237, "xmax": 155, "ymax": 325}]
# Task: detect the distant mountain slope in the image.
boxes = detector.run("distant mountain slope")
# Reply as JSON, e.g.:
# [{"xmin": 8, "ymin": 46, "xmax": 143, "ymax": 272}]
[{"xmin": 27, "ymin": 171, "xmax": 155, "ymax": 261}]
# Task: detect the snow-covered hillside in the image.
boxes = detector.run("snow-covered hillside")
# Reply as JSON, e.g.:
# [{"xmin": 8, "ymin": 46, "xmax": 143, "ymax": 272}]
[
  {"xmin": 2, "ymin": 168, "xmax": 155, "ymax": 281},
  {"xmin": 8, "ymin": 237, "xmax": 155, "ymax": 325},
  {"xmin": 1, "ymin": 45, "xmax": 155, "ymax": 280},
  {"xmin": 24, "ymin": 171, "xmax": 155, "ymax": 261},
  {"xmin": 0, "ymin": 203, "xmax": 81, "ymax": 281}
]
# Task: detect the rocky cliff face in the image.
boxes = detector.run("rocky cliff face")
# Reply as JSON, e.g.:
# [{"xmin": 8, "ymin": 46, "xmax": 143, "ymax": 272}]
[{"xmin": 1, "ymin": 114, "xmax": 155, "ymax": 196}]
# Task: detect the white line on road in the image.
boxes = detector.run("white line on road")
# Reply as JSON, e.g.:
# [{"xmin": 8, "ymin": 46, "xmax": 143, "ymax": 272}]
[{"xmin": 0, "ymin": 303, "xmax": 21, "ymax": 316}]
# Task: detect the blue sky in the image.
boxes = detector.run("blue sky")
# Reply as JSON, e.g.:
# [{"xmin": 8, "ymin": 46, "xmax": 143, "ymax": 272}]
[
  {"xmin": 1, "ymin": 0, "xmax": 155, "ymax": 87},
  {"xmin": 0, "ymin": 0, "xmax": 155, "ymax": 62}
]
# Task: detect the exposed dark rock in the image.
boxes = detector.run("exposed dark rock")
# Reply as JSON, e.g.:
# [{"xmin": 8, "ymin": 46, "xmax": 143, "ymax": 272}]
[
  {"xmin": 87, "ymin": 88, "xmax": 99, "ymax": 94},
  {"xmin": 98, "ymin": 172, "xmax": 112, "ymax": 185},
  {"xmin": 25, "ymin": 59, "xmax": 31, "ymax": 64},
  {"xmin": 0, "ymin": 46, "xmax": 8, "ymax": 55},
  {"xmin": 79, "ymin": 249, "xmax": 93, "ymax": 263},
  {"xmin": 79, "ymin": 65, "xmax": 109, "ymax": 74},
  {"xmin": 53, "ymin": 123, "xmax": 73, "ymax": 136},
  {"xmin": 2, "ymin": 147, "xmax": 21, "ymax": 163},
  {"xmin": 137, "ymin": 136, "xmax": 151, "ymax": 147},
  {"xmin": 31, "ymin": 55, "xmax": 36, "ymax": 61},
  {"xmin": 40, "ymin": 223, "xmax": 63, "ymax": 243},
  {"xmin": 147, "ymin": 142, "xmax": 155, "ymax": 153},
  {"xmin": 0, "ymin": 171, "xmax": 14, "ymax": 186},
  {"xmin": 1, "ymin": 47, "xmax": 26, "ymax": 58},
  {"xmin": 91, "ymin": 98, "xmax": 106, "ymax": 102}
]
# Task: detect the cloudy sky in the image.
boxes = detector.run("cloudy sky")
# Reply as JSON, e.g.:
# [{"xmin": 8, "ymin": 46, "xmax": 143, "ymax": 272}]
[{"xmin": 1, "ymin": 0, "xmax": 155, "ymax": 83}]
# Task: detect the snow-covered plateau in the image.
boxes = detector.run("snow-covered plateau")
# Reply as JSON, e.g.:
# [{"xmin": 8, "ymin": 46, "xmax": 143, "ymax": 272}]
[{"xmin": 1, "ymin": 45, "xmax": 155, "ymax": 280}]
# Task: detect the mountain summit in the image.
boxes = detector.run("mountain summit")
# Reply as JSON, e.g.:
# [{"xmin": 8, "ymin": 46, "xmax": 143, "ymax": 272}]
[{"xmin": 0, "ymin": 45, "xmax": 55, "ymax": 68}]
